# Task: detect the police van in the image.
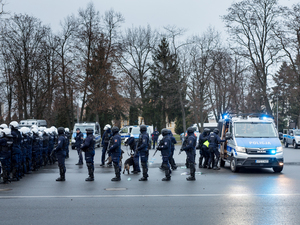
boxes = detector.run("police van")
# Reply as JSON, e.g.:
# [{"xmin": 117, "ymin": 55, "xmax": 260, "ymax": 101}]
[
  {"xmin": 71, "ymin": 122, "xmax": 101, "ymax": 149},
  {"xmin": 219, "ymin": 114, "xmax": 284, "ymax": 173},
  {"xmin": 19, "ymin": 119, "xmax": 47, "ymax": 128}
]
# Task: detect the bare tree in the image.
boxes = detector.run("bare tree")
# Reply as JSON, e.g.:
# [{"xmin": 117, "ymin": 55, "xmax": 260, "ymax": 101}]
[
  {"xmin": 187, "ymin": 28, "xmax": 221, "ymax": 130},
  {"xmin": 116, "ymin": 25, "xmax": 158, "ymax": 123},
  {"xmin": 75, "ymin": 2, "xmax": 101, "ymax": 122},
  {"xmin": 223, "ymin": 0, "xmax": 281, "ymax": 115},
  {"xmin": 275, "ymin": 3, "xmax": 300, "ymax": 125}
]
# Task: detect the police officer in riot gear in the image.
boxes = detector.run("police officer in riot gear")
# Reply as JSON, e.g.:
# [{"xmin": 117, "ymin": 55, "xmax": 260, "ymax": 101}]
[
  {"xmin": 157, "ymin": 128, "xmax": 172, "ymax": 181},
  {"xmin": 10, "ymin": 121, "xmax": 22, "ymax": 181},
  {"xmin": 75, "ymin": 128, "xmax": 83, "ymax": 165},
  {"xmin": 31, "ymin": 127, "xmax": 41, "ymax": 171},
  {"xmin": 168, "ymin": 130, "xmax": 177, "ymax": 170},
  {"xmin": 0, "ymin": 128, "xmax": 13, "ymax": 184},
  {"xmin": 100, "ymin": 124, "xmax": 111, "ymax": 166},
  {"xmin": 182, "ymin": 127, "xmax": 197, "ymax": 181},
  {"xmin": 197, "ymin": 128, "xmax": 210, "ymax": 168},
  {"xmin": 64, "ymin": 128, "xmax": 70, "ymax": 159},
  {"xmin": 53, "ymin": 127, "xmax": 67, "ymax": 181},
  {"xmin": 108, "ymin": 126, "xmax": 122, "ymax": 181},
  {"xmin": 137, "ymin": 125, "xmax": 149, "ymax": 181},
  {"xmin": 207, "ymin": 128, "xmax": 225, "ymax": 170},
  {"xmin": 81, "ymin": 128, "xmax": 95, "ymax": 181}
]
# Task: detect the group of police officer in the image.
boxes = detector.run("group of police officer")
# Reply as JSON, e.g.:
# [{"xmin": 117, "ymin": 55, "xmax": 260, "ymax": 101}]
[
  {"xmin": 0, "ymin": 120, "xmax": 225, "ymax": 184},
  {"xmin": 0, "ymin": 121, "xmax": 72, "ymax": 184}
]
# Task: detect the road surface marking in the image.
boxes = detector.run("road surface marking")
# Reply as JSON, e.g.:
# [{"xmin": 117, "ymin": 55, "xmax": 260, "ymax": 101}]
[{"xmin": 1, "ymin": 193, "xmax": 300, "ymax": 199}]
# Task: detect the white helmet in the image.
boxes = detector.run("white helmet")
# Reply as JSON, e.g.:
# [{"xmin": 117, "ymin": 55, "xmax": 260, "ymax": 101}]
[
  {"xmin": 0, "ymin": 124, "xmax": 8, "ymax": 129},
  {"xmin": 9, "ymin": 121, "xmax": 19, "ymax": 129},
  {"xmin": 104, "ymin": 124, "xmax": 111, "ymax": 131},
  {"xmin": 32, "ymin": 127, "xmax": 39, "ymax": 134},
  {"xmin": 44, "ymin": 129, "xmax": 50, "ymax": 135},
  {"xmin": 31, "ymin": 124, "xmax": 38, "ymax": 129},
  {"xmin": 39, "ymin": 127, "xmax": 46, "ymax": 132},
  {"xmin": 65, "ymin": 128, "xmax": 69, "ymax": 133},
  {"xmin": 20, "ymin": 127, "xmax": 28, "ymax": 135},
  {"xmin": 2, "ymin": 128, "xmax": 11, "ymax": 136}
]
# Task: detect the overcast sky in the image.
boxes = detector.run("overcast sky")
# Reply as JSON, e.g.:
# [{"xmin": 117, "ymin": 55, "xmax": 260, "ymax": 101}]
[{"xmin": 4, "ymin": 0, "xmax": 300, "ymax": 39}]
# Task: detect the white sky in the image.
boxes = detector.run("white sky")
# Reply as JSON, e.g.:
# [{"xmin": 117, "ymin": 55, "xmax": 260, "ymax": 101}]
[{"xmin": 4, "ymin": 0, "xmax": 299, "ymax": 39}]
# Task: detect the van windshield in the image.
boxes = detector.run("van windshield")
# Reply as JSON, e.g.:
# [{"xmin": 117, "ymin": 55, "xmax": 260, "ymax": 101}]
[
  {"xmin": 234, "ymin": 122, "xmax": 277, "ymax": 138},
  {"xmin": 131, "ymin": 127, "xmax": 140, "ymax": 135},
  {"xmin": 295, "ymin": 131, "xmax": 300, "ymax": 136},
  {"xmin": 74, "ymin": 125, "xmax": 94, "ymax": 133}
]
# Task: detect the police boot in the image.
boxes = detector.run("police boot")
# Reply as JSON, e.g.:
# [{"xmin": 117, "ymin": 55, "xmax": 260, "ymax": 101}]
[
  {"xmin": 85, "ymin": 164, "xmax": 94, "ymax": 181},
  {"xmin": 170, "ymin": 158, "xmax": 177, "ymax": 170},
  {"xmin": 162, "ymin": 165, "xmax": 171, "ymax": 181},
  {"xmin": 199, "ymin": 156, "xmax": 204, "ymax": 168},
  {"xmin": 162, "ymin": 170, "xmax": 171, "ymax": 181},
  {"xmin": 111, "ymin": 164, "xmax": 121, "ymax": 181},
  {"xmin": 213, "ymin": 157, "xmax": 220, "ymax": 170},
  {"xmin": 76, "ymin": 161, "xmax": 83, "ymax": 165},
  {"xmin": 185, "ymin": 159, "xmax": 190, "ymax": 168},
  {"xmin": 187, "ymin": 163, "xmax": 196, "ymax": 181},
  {"xmin": 1, "ymin": 171, "xmax": 11, "ymax": 184},
  {"xmin": 139, "ymin": 163, "xmax": 148, "ymax": 181},
  {"xmin": 56, "ymin": 167, "xmax": 65, "ymax": 181}
]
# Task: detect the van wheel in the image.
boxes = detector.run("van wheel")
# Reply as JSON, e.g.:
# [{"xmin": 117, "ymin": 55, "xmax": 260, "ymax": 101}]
[
  {"xmin": 294, "ymin": 141, "xmax": 298, "ymax": 149},
  {"xmin": 230, "ymin": 158, "xmax": 240, "ymax": 173},
  {"xmin": 284, "ymin": 140, "xmax": 288, "ymax": 148},
  {"xmin": 273, "ymin": 166, "xmax": 283, "ymax": 173},
  {"xmin": 220, "ymin": 159, "xmax": 225, "ymax": 167}
]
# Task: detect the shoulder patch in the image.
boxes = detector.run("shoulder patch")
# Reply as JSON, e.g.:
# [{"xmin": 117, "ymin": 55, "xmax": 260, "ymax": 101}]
[{"xmin": 115, "ymin": 139, "xmax": 117, "ymax": 142}]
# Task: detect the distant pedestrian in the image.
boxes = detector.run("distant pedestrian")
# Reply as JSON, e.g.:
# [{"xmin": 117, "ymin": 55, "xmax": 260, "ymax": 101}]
[{"xmin": 151, "ymin": 128, "xmax": 159, "ymax": 149}]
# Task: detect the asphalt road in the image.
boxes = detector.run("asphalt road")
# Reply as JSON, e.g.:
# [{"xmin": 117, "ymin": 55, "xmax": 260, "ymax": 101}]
[{"xmin": 1, "ymin": 145, "xmax": 300, "ymax": 225}]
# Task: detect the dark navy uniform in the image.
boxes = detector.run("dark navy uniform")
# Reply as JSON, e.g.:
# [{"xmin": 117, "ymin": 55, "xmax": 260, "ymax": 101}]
[
  {"xmin": 54, "ymin": 128, "xmax": 67, "ymax": 181},
  {"xmin": 137, "ymin": 126, "xmax": 149, "ymax": 181},
  {"xmin": 0, "ymin": 133, "xmax": 13, "ymax": 183},
  {"xmin": 11, "ymin": 128, "xmax": 22, "ymax": 181},
  {"xmin": 81, "ymin": 129, "xmax": 95, "ymax": 181},
  {"xmin": 65, "ymin": 131, "xmax": 70, "ymax": 158},
  {"xmin": 207, "ymin": 129, "xmax": 225, "ymax": 170},
  {"xmin": 32, "ymin": 132, "xmax": 41, "ymax": 171},
  {"xmin": 182, "ymin": 127, "xmax": 197, "ymax": 180},
  {"xmin": 109, "ymin": 128, "xmax": 122, "ymax": 181},
  {"xmin": 198, "ymin": 128, "xmax": 210, "ymax": 168},
  {"xmin": 48, "ymin": 133, "xmax": 54, "ymax": 164},
  {"xmin": 100, "ymin": 129, "xmax": 111, "ymax": 166},
  {"xmin": 151, "ymin": 130, "xmax": 159, "ymax": 149},
  {"xmin": 75, "ymin": 130, "xmax": 83, "ymax": 165},
  {"xmin": 42, "ymin": 132, "xmax": 49, "ymax": 166},
  {"xmin": 169, "ymin": 132, "xmax": 177, "ymax": 170},
  {"xmin": 157, "ymin": 128, "xmax": 172, "ymax": 181}
]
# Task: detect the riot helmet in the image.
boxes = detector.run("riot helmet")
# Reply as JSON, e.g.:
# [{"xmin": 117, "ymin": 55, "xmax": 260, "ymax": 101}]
[
  {"xmin": 213, "ymin": 128, "xmax": 219, "ymax": 135},
  {"xmin": 9, "ymin": 121, "xmax": 19, "ymax": 129},
  {"xmin": 104, "ymin": 124, "xmax": 111, "ymax": 131},
  {"xmin": 86, "ymin": 128, "xmax": 94, "ymax": 134},
  {"xmin": 140, "ymin": 125, "xmax": 147, "ymax": 133},
  {"xmin": 187, "ymin": 127, "xmax": 195, "ymax": 134},
  {"xmin": 111, "ymin": 126, "xmax": 119, "ymax": 135},
  {"xmin": 161, "ymin": 128, "xmax": 169, "ymax": 136},
  {"xmin": 203, "ymin": 128, "xmax": 210, "ymax": 135},
  {"xmin": 2, "ymin": 128, "xmax": 11, "ymax": 136},
  {"xmin": 0, "ymin": 124, "xmax": 7, "ymax": 129},
  {"xmin": 57, "ymin": 127, "xmax": 65, "ymax": 135}
]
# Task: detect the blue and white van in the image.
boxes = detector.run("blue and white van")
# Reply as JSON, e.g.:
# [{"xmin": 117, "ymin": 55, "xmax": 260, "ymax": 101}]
[{"xmin": 219, "ymin": 114, "xmax": 284, "ymax": 173}]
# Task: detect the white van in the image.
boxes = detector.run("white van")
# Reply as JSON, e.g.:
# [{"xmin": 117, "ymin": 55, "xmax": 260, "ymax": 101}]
[{"xmin": 219, "ymin": 114, "xmax": 284, "ymax": 173}]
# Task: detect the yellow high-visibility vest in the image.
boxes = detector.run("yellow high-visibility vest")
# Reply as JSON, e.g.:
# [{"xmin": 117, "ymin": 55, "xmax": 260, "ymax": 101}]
[{"xmin": 204, "ymin": 140, "xmax": 209, "ymax": 147}]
